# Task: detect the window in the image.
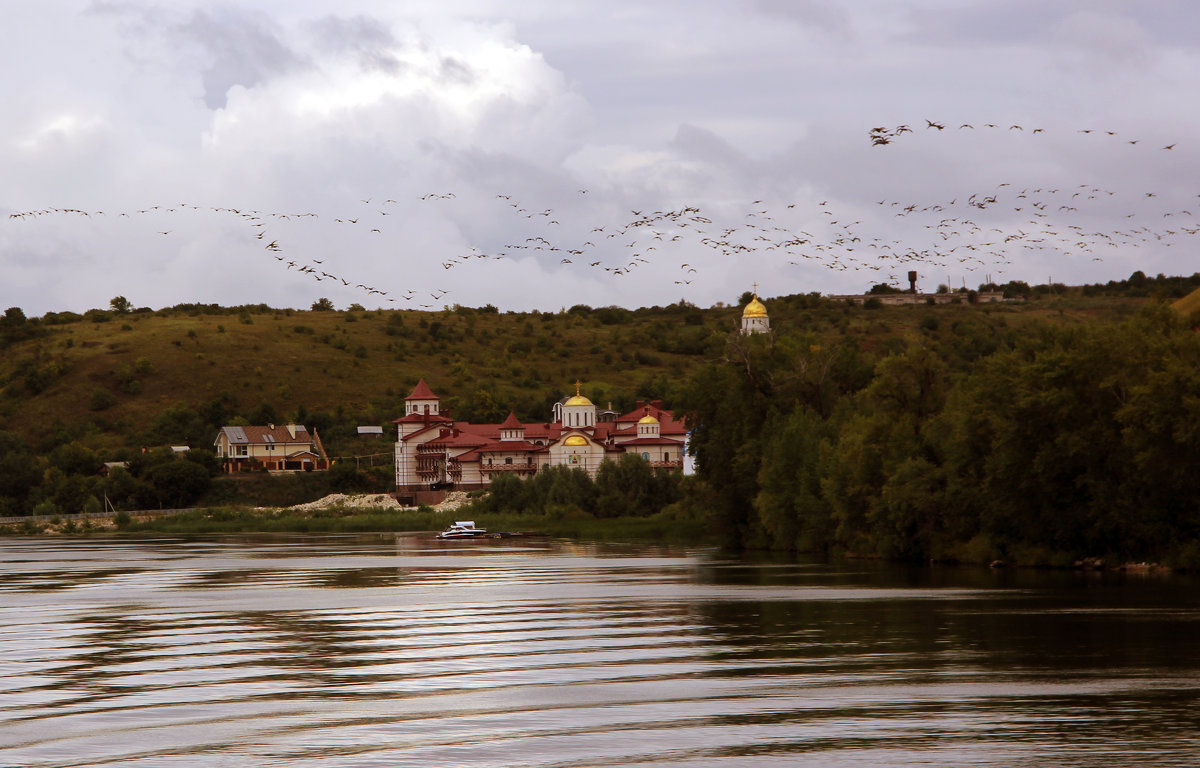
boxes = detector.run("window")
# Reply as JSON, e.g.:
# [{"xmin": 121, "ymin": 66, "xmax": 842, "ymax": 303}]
[
  {"xmin": 505, "ymin": 457, "xmax": 513, "ymax": 465},
  {"xmin": 642, "ymin": 452, "xmax": 650, "ymax": 460}
]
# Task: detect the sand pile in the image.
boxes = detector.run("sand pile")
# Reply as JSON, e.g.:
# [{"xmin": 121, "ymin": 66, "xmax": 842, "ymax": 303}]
[{"xmin": 285, "ymin": 491, "xmax": 472, "ymax": 513}]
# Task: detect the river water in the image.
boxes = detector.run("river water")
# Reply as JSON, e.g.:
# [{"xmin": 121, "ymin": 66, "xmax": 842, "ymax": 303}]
[{"xmin": 1, "ymin": 535, "xmax": 1198, "ymax": 767}]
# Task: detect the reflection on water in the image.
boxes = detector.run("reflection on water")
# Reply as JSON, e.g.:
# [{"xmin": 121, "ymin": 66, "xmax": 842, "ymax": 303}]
[{"xmin": 1, "ymin": 535, "xmax": 1198, "ymax": 767}]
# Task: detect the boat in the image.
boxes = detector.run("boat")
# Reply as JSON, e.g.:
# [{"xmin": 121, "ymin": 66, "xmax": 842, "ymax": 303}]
[{"xmin": 436, "ymin": 521, "xmax": 489, "ymax": 539}]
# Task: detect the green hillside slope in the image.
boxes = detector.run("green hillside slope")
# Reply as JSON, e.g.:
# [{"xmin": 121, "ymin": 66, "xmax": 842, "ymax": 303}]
[{"xmin": 0, "ymin": 291, "xmax": 1154, "ymax": 459}]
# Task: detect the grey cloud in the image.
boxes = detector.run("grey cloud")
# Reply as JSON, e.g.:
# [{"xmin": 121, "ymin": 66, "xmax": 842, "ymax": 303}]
[
  {"xmin": 305, "ymin": 15, "xmax": 405, "ymax": 75},
  {"xmin": 670, "ymin": 124, "xmax": 748, "ymax": 167},
  {"xmin": 87, "ymin": 2, "xmax": 305, "ymax": 109},
  {"xmin": 754, "ymin": 0, "xmax": 852, "ymax": 39},
  {"xmin": 898, "ymin": 0, "xmax": 1078, "ymax": 47},
  {"xmin": 172, "ymin": 8, "xmax": 306, "ymax": 109},
  {"xmin": 439, "ymin": 56, "xmax": 476, "ymax": 86}
]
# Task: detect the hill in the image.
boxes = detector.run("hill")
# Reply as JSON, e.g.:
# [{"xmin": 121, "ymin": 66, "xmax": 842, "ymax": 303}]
[
  {"xmin": 1173, "ymin": 285, "xmax": 1200, "ymax": 317},
  {"xmin": 0, "ymin": 290, "xmax": 1157, "ymax": 460}
]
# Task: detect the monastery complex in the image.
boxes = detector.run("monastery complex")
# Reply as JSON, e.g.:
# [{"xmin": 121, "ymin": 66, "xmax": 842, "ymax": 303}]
[{"xmin": 392, "ymin": 291, "xmax": 771, "ymax": 497}]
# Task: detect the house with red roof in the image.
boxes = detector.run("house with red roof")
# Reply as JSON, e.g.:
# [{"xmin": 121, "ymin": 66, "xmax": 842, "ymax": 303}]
[{"xmin": 393, "ymin": 379, "xmax": 688, "ymax": 495}]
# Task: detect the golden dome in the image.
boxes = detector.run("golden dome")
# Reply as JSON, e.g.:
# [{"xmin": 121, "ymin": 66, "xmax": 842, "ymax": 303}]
[
  {"xmin": 742, "ymin": 295, "xmax": 768, "ymax": 318},
  {"xmin": 564, "ymin": 379, "xmax": 593, "ymax": 407},
  {"xmin": 638, "ymin": 414, "xmax": 659, "ymax": 424},
  {"xmin": 564, "ymin": 435, "xmax": 589, "ymax": 446}
]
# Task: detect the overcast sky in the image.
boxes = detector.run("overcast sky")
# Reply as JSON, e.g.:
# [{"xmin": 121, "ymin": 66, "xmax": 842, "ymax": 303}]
[{"xmin": 3, "ymin": 1, "xmax": 1199, "ymax": 315}]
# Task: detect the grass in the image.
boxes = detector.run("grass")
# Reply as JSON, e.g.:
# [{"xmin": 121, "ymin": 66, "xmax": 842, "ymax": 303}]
[
  {"xmin": 103, "ymin": 505, "xmax": 714, "ymax": 545},
  {"xmin": 117, "ymin": 505, "xmax": 450, "ymax": 535}
]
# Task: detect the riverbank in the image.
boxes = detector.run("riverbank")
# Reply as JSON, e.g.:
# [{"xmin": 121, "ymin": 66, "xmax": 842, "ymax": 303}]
[
  {"xmin": 0, "ymin": 492, "xmax": 711, "ymax": 544},
  {"xmin": 0, "ymin": 492, "xmax": 472, "ymax": 536}
]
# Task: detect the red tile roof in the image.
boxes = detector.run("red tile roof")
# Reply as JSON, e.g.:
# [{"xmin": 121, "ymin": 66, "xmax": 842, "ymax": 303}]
[
  {"xmin": 399, "ymin": 423, "xmax": 453, "ymax": 443},
  {"xmin": 393, "ymin": 412, "xmax": 453, "ymax": 425},
  {"xmin": 456, "ymin": 440, "xmax": 547, "ymax": 462},
  {"xmin": 406, "ymin": 378, "xmax": 439, "ymax": 400},
  {"xmin": 619, "ymin": 436, "xmax": 686, "ymax": 447},
  {"xmin": 499, "ymin": 412, "xmax": 523, "ymax": 430},
  {"xmin": 421, "ymin": 430, "xmax": 491, "ymax": 448}
]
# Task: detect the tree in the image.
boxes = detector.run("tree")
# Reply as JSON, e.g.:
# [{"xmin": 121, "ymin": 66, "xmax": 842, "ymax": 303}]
[
  {"xmin": 311, "ymin": 298, "xmax": 335, "ymax": 311},
  {"xmin": 109, "ymin": 296, "xmax": 132, "ymax": 314},
  {"xmin": 755, "ymin": 408, "xmax": 832, "ymax": 551},
  {"xmin": 0, "ymin": 431, "xmax": 39, "ymax": 515},
  {"xmin": 1, "ymin": 307, "xmax": 26, "ymax": 327},
  {"xmin": 149, "ymin": 460, "xmax": 211, "ymax": 507},
  {"xmin": 327, "ymin": 460, "xmax": 363, "ymax": 492}
]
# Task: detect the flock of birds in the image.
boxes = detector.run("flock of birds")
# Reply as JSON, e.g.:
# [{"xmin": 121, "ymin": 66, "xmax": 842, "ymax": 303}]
[
  {"xmin": 869, "ymin": 121, "xmax": 1179, "ymax": 151},
  {"xmin": 6, "ymin": 120, "xmax": 1196, "ymax": 306}
]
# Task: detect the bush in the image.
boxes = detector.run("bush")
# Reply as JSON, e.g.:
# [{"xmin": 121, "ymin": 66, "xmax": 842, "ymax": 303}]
[
  {"xmin": 90, "ymin": 388, "xmax": 117, "ymax": 411},
  {"xmin": 149, "ymin": 460, "xmax": 212, "ymax": 507}
]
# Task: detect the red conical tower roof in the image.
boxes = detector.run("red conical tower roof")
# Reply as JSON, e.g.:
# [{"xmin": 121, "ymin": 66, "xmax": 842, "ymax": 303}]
[
  {"xmin": 405, "ymin": 378, "xmax": 438, "ymax": 400},
  {"xmin": 499, "ymin": 412, "xmax": 523, "ymax": 429}
]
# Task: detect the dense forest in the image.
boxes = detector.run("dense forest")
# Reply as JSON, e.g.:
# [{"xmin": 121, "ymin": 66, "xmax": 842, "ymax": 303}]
[
  {"xmin": 679, "ymin": 299, "xmax": 1200, "ymax": 567},
  {"xmin": 3, "ymin": 273, "xmax": 1200, "ymax": 567}
]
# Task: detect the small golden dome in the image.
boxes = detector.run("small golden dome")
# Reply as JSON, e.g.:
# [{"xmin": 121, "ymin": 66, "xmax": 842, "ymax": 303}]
[
  {"xmin": 638, "ymin": 414, "xmax": 659, "ymax": 424},
  {"xmin": 564, "ymin": 435, "xmax": 589, "ymax": 446},
  {"xmin": 742, "ymin": 295, "xmax": 768, "ymax": 318}
]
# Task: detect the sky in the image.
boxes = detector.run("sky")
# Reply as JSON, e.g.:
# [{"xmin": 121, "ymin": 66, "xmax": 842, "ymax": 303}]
[{"xmin": 3, "ymin": 1, "xmax": 1199, "ymax": 315}]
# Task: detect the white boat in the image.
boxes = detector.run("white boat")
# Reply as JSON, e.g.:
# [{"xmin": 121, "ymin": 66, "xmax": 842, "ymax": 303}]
[{"xmin": 436, "ymin": 521, "xmax": 489, "ymax": 539}]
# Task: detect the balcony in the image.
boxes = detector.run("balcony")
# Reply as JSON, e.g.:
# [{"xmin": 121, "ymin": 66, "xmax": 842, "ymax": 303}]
[
  {"xmin": 481, "ymin": 462, "xmax": 538, "ymax": 474},
  {"xmin": 649, "ymin": 460, "xmax": 684, "ymax": 470}
]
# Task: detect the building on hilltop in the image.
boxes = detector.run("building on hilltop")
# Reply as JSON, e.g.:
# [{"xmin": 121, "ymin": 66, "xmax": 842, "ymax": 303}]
[
  {"xmin": 829, "ymin": 290, "xmax": 1005, "ymax": 306},
  {"xmin": 741, "ymin": 286, "xmax": 770, "ymax": 334},
  {"xmin": 393, "ymin": 379, "xmax": 688, "ymax": 497}
]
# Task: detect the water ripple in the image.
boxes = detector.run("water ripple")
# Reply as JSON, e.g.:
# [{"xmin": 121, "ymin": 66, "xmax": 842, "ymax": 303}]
[{"xmin": 1, "ymin": 537, "xmax": 1199, "ymax": 767}]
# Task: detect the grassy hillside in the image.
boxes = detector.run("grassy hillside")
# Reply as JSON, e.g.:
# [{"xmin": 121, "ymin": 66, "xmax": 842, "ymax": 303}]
[
  {"xmin": 0, "ymin": 291, "xmax": 1157, "ymax": 459},
  {"xmin": 1173, "ymin": 286, "xmax": 1200, "ymax": 317}
]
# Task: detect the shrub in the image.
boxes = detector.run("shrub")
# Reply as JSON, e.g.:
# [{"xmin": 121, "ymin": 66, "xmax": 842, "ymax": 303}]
[{"xmin": 90, "ymin": 388, "xmax": 117, "ymax": 411}]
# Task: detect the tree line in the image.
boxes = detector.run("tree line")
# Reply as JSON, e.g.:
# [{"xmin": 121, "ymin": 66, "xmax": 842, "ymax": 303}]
[{"xmin": 678, "ymin": 302, "xmax": 1200, "ymax": 567}]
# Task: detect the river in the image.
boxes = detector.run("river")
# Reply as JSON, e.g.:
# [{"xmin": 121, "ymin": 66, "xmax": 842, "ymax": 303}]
[{"xmin": 1, "ymin": 535, "xmax": 1198, "ymax": 767}]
